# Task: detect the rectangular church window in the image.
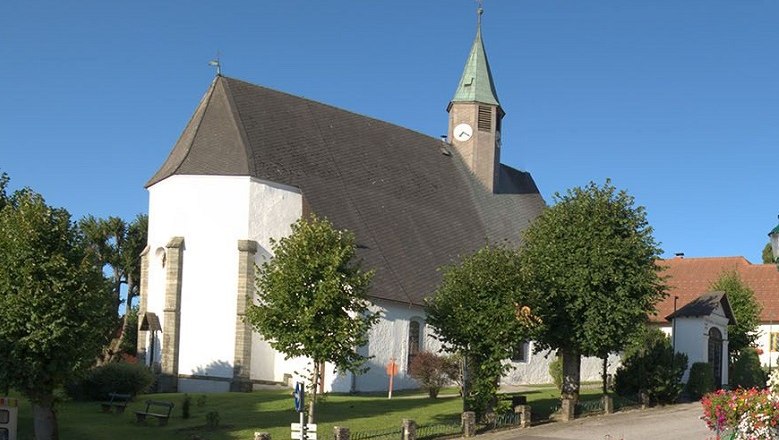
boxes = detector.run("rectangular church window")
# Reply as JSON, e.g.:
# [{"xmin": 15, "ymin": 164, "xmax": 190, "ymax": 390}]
[{"xmin": 511, "ymin": 341, "xmax": 530, "ymax": 363}]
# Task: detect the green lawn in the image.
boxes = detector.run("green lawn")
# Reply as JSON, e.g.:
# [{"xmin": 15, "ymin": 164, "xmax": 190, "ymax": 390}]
[{"xmin": 10, "ymin": 387, "xmax": 619, "ymax": 440}]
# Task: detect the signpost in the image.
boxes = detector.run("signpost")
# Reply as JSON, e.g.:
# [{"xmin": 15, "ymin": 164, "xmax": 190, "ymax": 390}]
[
  {"xmin": 291, "ymin": 423, "xmax": 317, "ymax": 440},
  {"xmin": 291, "ymin": 382, "xmax": 317, "ymax": 440},
  {"xmin": 386, "ymin": 358, "xmax": 398, "ymax": 399}
]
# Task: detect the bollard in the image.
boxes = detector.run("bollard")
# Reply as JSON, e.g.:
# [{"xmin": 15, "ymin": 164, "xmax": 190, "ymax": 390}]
[
  {"xmin": 560, "ymin": 398, "xmax": 575, "ymax": 422},
  {"xmin": 461, "ymin": 411, "xmax": 476, "ymax": 437},
  {"xmin": 639, "ymin": 390, "xmax": 649, "ymax": 410},
  {"xmin": 254, "ymin": 432, "xmax": 271, "ymax": 440},
  {"xmin": 602, "ymin": 395, "xmax": 614, "ymax": 415},
  {"xmin": 402, "ymin": 419, "xmax": 417, "ymax": 440},
  {"xmin": 515, "ymin": 405, "xmax": 531, "ymax": 428},
  {"xmin": 334, "ymin": 426, "xmax": 350, "ymax": 440}
]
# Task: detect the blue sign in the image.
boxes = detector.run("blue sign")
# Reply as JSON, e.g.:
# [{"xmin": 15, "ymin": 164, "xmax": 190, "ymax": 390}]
[{"xmin": 294, "ymin": 382, "xmax": 305, "ymax": 413}]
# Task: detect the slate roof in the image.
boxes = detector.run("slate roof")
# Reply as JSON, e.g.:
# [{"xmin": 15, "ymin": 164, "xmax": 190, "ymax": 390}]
[
  {"xmin": 654, "ymin": 256, "xmax": 779, "ymax": 323},
  {"xmin": 665, "ymin": 291, "xmax": 736, "ymax": 325},
  {"xmin": 148, "ymin": 76, "xmax": 545, "ymax": 306}
]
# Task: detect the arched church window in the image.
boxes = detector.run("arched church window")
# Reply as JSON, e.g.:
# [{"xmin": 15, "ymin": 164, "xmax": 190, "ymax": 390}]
[
  {"xmin": 155, "ymin": 247, "xmax": 166, "ymax": 268},
  {"xmin": 708, "ymin": 327, "xmax": 723, "ymax": 389},
  {"xmin": 408, "ymin": 319, "xmax": 423, "ymax": 370}
]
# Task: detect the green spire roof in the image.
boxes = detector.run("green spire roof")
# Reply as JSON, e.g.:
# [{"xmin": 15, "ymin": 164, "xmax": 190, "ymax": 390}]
[
  {"xmin": 451, "ymin": 16, "xmax": 500, "ymax": 107},
  {"xmin": 769, "ymin": 216, "xmax": 779, "ymax": 236}
]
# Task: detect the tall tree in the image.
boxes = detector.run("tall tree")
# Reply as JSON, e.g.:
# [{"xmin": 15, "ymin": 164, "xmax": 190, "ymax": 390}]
[
  {"xmin": 518, "ymin": 180, "xmax": 665, "ymax": 404},
  {"xmin": 426, "ymin": 245, "xmax": 532, "ymax": 417},
  {"xmin": 79, "ymin": 214, "xmax": 147, "ymax": 359},
  {"xmin": 709, "ymin": 270, "xmax": 761, "ymax": 358},
  {"xmin": 763, "ymin": 243, "xmax": 774, "ymax": 264},
  {"xmin": 246, "ymin": 215, "xmax": 379, "ymax": 423},
  {"xmin": 0, "ymin": 175, "xmax": 114, "ymax": 440}
]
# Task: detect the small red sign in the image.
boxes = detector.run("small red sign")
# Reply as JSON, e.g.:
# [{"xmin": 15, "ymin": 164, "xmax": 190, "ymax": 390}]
[{"xmin": 386, "ymin": 360, "xmax": 398, "ymax": 376}]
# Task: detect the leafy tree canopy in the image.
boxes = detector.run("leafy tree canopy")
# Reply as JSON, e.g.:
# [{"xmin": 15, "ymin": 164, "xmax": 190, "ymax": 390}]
[
  {"xmin": 0, "ymin": 174, "xmax": 115, "ymax": 439},
  {"xmin": 517, "ymin": 180, "xmax": 665, "ymax": 399},
  {"xmin": 709, "ymin": 270, "xmax": 761, "ymax": 357},
  {"xmin": 763, "ymin": 242, "xmax": 774, "ymax": 264},
  {"xmin": 246, "ymin": 215, "xmax": 378, "ymax": 421},
  {"xmin": 426, "ymin": 244, "xmax": 531, "ymax": 415}
]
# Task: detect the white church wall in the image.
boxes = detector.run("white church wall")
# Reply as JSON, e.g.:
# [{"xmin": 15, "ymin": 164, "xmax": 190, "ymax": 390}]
[
  {"xmin": 246, "ymin": 178, "xmax": 303, "ymax": 385},
  {"xmin": 755, "ymin": 324, "xmax": 777, "ymax": 368},
  {"xmin": 347, "ymin": 299, "xmax": 443, "ymax": 393},
  {"xmin": 148, "ymin": 175, "xmax": 256, "ymax": 392},
  {"xmin": 500, "ymin": 345, "xmax": 621, "ymax": 386}
]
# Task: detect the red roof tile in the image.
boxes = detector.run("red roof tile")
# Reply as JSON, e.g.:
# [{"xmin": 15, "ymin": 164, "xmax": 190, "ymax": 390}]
[{"xmin": 653, "ymin": 256, "xmax": 779, "ymax": 323}]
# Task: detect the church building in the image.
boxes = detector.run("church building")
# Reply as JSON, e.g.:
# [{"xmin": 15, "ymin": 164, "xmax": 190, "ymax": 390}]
[{"xmin": 136, "ymin": 10, "xmax": 613, "ymax": 393}]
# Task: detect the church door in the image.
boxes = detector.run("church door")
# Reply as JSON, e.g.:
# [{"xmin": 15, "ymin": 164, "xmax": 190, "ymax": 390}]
[{"xmin": 708, "ymin": 327, "xmax": 723, "ymax": 389}]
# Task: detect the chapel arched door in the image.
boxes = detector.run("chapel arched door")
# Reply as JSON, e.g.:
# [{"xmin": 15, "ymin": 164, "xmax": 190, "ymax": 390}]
[{"xmin": 708, "ymin": 327, "xmax": 723, "ymax": 389}]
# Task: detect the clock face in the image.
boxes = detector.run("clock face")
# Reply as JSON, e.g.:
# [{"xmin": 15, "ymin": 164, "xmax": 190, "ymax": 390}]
[{"xmin": 454, "ymin": 123, "xmax": 473, "ymax": 142}]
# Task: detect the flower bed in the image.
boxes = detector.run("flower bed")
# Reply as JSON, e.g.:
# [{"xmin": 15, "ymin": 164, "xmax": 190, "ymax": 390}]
[{"xmin": 701, "ymin": 371, "xmax": 779, "ymax": 439}]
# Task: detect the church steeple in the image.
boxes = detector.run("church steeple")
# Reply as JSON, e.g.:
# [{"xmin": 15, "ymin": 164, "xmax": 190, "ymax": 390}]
[
  {"xmin": 447, "ymin": 5, "xmax": 504, "ymax": 193},
  {"xmin": 450, "ymin": 8, "xmax": 500, "ymax": 108}
]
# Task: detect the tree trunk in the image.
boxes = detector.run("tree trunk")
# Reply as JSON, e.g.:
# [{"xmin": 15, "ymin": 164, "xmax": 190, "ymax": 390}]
[
  {"xmin": 461, "ymin": 353, "xmax": 471, "ymax": 412},
  {"xmin": 112, "ymin": 276, "xmax": 138, "ymax": 361},
  {"xmin": 601, "ymin": 356, "xmax": 608, "ymax": 395},
  {"xmin": 32, "ymin": 395, "xmax": 59, "ymax": 440},
  {"xmin": 307, "ymin": 361, "xmax": 320, "ymax": 424},
  {"xmin": 561, "ymin": 348, "xmax": 581, "ymax": 403}
]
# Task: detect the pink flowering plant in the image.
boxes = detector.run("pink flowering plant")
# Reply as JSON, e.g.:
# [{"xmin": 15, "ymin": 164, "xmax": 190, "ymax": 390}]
[{"xmin": 701, "ymin": 371, "xmax": 779, "ymax": 439}]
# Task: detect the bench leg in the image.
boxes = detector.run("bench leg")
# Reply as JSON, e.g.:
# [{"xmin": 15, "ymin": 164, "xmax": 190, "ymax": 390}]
[{"xmin": 136, "ymin": 414, "xmax": 147, "ymax": 423}]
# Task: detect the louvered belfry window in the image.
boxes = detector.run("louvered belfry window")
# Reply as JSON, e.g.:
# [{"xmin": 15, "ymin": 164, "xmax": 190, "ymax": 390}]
[{"xmin": 478, "ymin": 106, "xmax": 492, "ymax": 132}]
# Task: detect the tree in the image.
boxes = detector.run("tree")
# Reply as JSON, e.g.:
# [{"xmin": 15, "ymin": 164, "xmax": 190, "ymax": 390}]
[
  {"xmin": 762, "ymin": 243, "xmax": 774, "ymax": 264},
  {"xmin": 0, "ymin": 175, "xmax": 114, "ymax": 440},
  {"xmin": 245, "ymin": 215, "xmax": 378, "ymax": 423},
  {"xmin": 517, "ymin": 180, "xmax": 665, "ymax": 404},
  {"xmin": 426, "ymin": 245, "xmax": 532, "ymax": 417},
  {"xmin": 79, "ymin": 214, "xmax": 147, "ymax": 360},
  {"xmin": 709, "ymin": 271, "xmax": 761, "ymax": 358},
  {"xmin": 614, "ymin": 326, "xmax": 687, "ymax": 405}
]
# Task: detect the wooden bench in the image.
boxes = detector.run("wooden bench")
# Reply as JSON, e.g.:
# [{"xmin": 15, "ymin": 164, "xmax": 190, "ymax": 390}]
[
  {"xmin": 100, "ymin": 392, "xmax": 131, "ymax": 413},
  {"xmin": 134, "ymin": 400, "xmax": 174, "ymax": 426}
]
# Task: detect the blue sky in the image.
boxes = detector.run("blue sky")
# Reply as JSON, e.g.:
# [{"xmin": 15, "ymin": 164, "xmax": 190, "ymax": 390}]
[{"xmin": 1, "ymin": 1, "xmax": 777, "ymax": 263}]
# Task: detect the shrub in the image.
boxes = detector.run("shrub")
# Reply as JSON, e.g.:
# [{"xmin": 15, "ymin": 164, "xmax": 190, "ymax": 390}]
[
  {"xmin": 549, "ymin": 355, "xmax": 563, "ymax": 391},
  {"xmin": 686, "ymin": 362, "xmax": 714, "ymax": 400},
  {"xmin": 614, "ymin": 326, "xmax": 688, "ymax": 405},
  {"xmin": 731, "ymin": 347, "xmax": 767, "ymax": 389},
  {"xmin": 205, "ymin": 411, "xmax": 220, "ymax": 429},
  {"xmin": 408, "ymin": 352, "xmax": 456, "ymax": 398},
  {"xmin": 182, "ymin": 394, "xmax": 192, "ymax": 419},
  {"xmin": 66, "ymin": 361, "xmax": 154, "ymax": 401}
]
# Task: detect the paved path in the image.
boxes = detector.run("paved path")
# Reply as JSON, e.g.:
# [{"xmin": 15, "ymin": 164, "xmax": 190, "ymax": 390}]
[{"xmin": 480, "ymin": 403, "xmax": 715, "ymax": 440}]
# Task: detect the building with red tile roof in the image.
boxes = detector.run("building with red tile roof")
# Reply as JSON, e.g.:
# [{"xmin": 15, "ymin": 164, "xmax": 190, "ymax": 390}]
[{"xmin": 654, "ymin": 255, "xmax": 779, "ymax": 367}]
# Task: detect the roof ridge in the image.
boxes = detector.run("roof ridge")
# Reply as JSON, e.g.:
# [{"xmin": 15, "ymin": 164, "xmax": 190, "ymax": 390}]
[
  {"xmin": 221, "ymin": 76, "xmax": 449, "ymax": 147},
  {"xmin": 219, "ymin": 77, "xmax": 256, "ymax": 177},
  {"xmin": 145, "ymin": 76, "xmax": 219, "ymax": 187}
]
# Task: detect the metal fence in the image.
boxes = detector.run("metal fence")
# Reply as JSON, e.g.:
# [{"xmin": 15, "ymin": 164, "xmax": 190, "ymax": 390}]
[
  {"xmin": 489, "ymin": 411, "xmax": 520, "ymax": 429},
  {"xmin": 350, "ymin": 426, "xmax": 402, "ymax": 440},
  {"xmin": 416, "ymin": 421, "xmax": 462, "ymax": 440}
]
